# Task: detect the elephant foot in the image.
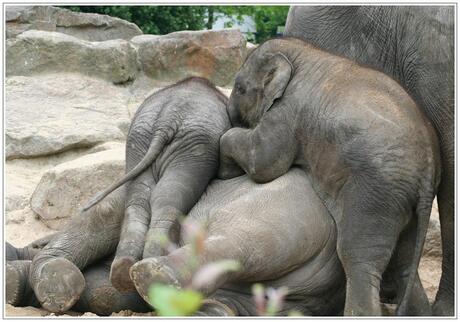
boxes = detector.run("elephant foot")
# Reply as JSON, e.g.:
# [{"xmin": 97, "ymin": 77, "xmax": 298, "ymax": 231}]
[
  {"xmin": 110, "ymin": 256, "xmax": 137, "ymax": 293},
  {"xmin": 6, "ymin": 260, "xmax": 31, "ymax": 306},
  {"xmin": 87, "ymin": 286, "xmax": 120, "ymax": 316},
  {"xmin": 130, "ymin": 257, "xmax": 182, "ymax": 304},
  {"xmin": 194, "ymin": 299, "xmax": 236, "ymax": 316},
  {"xmin": 31, "ymin": 257, "xmax": 85, "ymax": 313}
]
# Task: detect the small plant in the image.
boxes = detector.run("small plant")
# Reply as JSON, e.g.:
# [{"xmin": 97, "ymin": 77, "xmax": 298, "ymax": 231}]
[
  {"xmin": 149, "ymin": 284, "xmax": 203, "ymax": 316},
  {"xmin": 252, "ymin": 283, "xmax": 290, "ymax": 316},
  {"xmin": 146, "ymin": 217, "xmax": 300, "ymax": 317},
  {"xmin": 147, "ymin": 217, "xmax": 241, "ymax": 316}
]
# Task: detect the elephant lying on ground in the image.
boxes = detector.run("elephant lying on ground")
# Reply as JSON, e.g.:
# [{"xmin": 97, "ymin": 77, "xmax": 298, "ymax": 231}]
[
  {"xmin": 219, "ymin": 37, "xmax": 440, "ymax": 316},
  {"xmin": 25, "ymin": 77, "xmax": 230, "ymax": 312},
  {"xmin": 6, "ymin": 256, "xmax": 149, "ymax": 316},
  {"xmin": 6, "ymin": 169, "xmax": 345, "ymax": 316},
  {"xmin": 283, "ymin": 6, "xmax": 454, "ymax": 315}
]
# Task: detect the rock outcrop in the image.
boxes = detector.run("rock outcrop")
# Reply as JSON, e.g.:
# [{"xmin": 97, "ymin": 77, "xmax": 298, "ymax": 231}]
[
  {"xmin": 132, "ymin": 29, "xmax": 246, "ymax": 86},
  {"xmin": 30, "ymin": 148, "xmax": 125, "ymax": 230},
  {"xmin": 6, "ymin": 31, "xmax": 138, "ymax": 84},
  {"xmin": 6, "ymin": 6, "xmax": 142, "ymax": 41},
  {"xmin": 6, "ymin": 74, "xmax": 131, "ymax": 160}
]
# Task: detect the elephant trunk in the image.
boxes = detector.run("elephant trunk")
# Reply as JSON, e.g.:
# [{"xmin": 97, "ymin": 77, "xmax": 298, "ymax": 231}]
[{"xmin": 227, "ymin": 96, "xmax": 242, "ymax": 127}]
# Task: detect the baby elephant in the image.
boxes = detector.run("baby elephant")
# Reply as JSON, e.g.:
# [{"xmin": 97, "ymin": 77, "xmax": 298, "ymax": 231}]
[
  {"xmin": 124, "ymin": 168, "xmax": 346, "ymax": 316},
  {"xmin": 219, "ymin": 38, "xmax": 441, "ymax": 315},
  {"xmin": 27, "ymin": 77, "xmax": 230, "ymax": 312}
]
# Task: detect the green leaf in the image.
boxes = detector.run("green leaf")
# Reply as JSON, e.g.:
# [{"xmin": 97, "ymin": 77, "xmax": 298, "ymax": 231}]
[
  {"xmin": 149, "ymin": 284, "xmax": 203, "ymax": 316},
  {"xmin": 288, "ymin": 310, "xmax": 303, "ymax": 316}
]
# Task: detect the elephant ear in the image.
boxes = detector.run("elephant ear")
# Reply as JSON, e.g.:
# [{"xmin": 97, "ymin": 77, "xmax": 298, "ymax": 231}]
[{"xmin": 261, "ymin": 52, "xmax": 293, "ymax": 114}]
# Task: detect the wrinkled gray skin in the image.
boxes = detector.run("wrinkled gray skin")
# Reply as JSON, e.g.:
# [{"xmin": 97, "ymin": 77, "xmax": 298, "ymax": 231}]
[
  {"xmin": 6, "ymin": 254, "xmax": 149, "ymax": 316},
  {"xmin": 9, "ymin": 169, "xmax": 345, "ymax": 316},
  {"xmin": 130, "ymin": 168, "xmax": 345, "ymax": 316},
  {"xmin": 27, "ymin": 77, "xmax": 230, "ymax": 312},
  {"xmin": 219, "ymin": 38, "xmax": 440, "ymax": 316},
  {"xmin": 283, "ymin": 6, "xmax": 454, "ymax": 316}
]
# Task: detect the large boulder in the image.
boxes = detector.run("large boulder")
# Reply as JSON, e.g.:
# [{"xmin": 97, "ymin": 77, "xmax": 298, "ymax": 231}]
[
  {"xmin": 30, "ymin": 148, "xmax": 125, "ymax": 230},
  {"xmin": 6, "ymin": 6, "xmax": 142, "ymax": 41},
  {"xmin": 132, "ymin": 29, "xmax": 247, "ymax": 86},
  {"xmin": 5, "ymin": 141, "xmax": 126, "ymax": 213},
  {"xmin": 6, "ymin": 30, "xmax": 138, "ymax": 83},
  {"xmin": 6, "ymin": 74, "xmax": 130, "ymax": 160}
]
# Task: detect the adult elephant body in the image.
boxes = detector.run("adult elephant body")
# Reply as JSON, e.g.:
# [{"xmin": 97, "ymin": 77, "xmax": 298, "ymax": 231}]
[{"xmin": 284, "ymin": 6, "xmax": 454, "ymax": 315}]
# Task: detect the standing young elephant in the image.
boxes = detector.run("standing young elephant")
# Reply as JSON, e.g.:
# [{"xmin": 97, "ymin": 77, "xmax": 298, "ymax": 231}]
[
  {"xmin": 27, "ymin": 77, "xmax": 230, "ymax": 312},
  {"xmin": 219, "ymin": 38, "xmax": 441, "ymax": 316},
  {"xmin": 283, "ymin": 7, "xmax": 454, "ymax": 315}
]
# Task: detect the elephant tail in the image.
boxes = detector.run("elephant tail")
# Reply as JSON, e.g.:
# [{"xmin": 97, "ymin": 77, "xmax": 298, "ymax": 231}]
[
  {"xmin": 81, "ymin": 135, "xmax": 167, "ymax": 212},
  {"xmin": 396, "ymin": 187, "xmax": 434, "ymax": 315}
]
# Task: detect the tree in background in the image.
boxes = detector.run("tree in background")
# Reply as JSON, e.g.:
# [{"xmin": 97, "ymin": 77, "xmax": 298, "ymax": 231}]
[
  {"xmin": 63, "ymin": 6, "xmax": 289, "ymax": 43},
  {"xmin": 64, "ymin": 6, "xmax": 207, "ymax": 34}
]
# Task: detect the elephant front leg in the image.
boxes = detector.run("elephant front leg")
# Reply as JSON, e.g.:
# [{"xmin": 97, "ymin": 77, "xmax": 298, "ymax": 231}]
[
  {"xmin": 29, "ymin": 186, "xmax": 126, "ymax": 313},
  {"xmin": 219, "ymin": 117, "xmax": 297, "ymax": 183}
]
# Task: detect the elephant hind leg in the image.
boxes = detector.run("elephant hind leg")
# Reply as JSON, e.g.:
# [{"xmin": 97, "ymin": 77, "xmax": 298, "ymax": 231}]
[
  {"xmin": 111, "ymin": 170, "xmax": 155, "ymax": 294},
  {"xmin": 337, "ymin": 184, "xmax": 411, "ymax": 316},
  {"xmin": 142, "ymin": 163, "xmax": 215, "ymax": 259},
  {"xmin": 131, "ymin": 235, "xmax": 242, "ymax": 304},
  {"xmin": 382, "ymin": 217, "xmax": 431, "ymax": 315}
]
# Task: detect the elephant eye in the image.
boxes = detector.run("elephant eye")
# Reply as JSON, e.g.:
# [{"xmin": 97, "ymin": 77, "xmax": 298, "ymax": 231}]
[{"xmin": 236, "ymin": 84, "xmax": 246, "ymax": 95}]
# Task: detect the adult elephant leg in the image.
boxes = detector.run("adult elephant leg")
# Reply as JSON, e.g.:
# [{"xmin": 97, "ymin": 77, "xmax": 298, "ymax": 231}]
[
  {"xmin": 382, "ymin": 218, "xmax": 431, "ymax": 315},
  {"xmin": 337, "ymin": 186, "xmax": 409, "ymax": 316},
  {"xmin": 434, "ymin": 158, "xmax": 454, "ymax": 316},
  {"xmin": 29, "ymin": 186, "xmax": 126, "ymax": 313},
  {"xmin": 142, "ymin": 163, "xmax": 215, "ymax": 259},
  {"xmin": 110, "ymin": 170, "xmax": 155, "ymax": 293},
  {"xmin": 73, "ymin": 257, "xmax": 150, "ymax": 316}
]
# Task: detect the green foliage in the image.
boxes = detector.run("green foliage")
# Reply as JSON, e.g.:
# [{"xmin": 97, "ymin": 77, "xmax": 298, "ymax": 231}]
[
  {"xmin": 149, "ymin": 284, "xmax": 203, "ymax": 316},
  {"xmin": 252, "ymin": 6, "xmax": 290, "ymax": 43},
  {"xmin": 212, "ymin": 6, "xmax": 289, "ymax": 43},
  {"xmin": 62, "ymin": 6, "xmax": 207, "ymax": 34},
  {"xmin": 61, "ymin": 6, "xmax": 289, "ymax": 43}
]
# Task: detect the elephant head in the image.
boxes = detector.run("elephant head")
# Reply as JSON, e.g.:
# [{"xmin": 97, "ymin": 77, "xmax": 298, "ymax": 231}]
[{"xmin": 228, "ymin": 49, "xmax": 293, "ymax": 128}]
